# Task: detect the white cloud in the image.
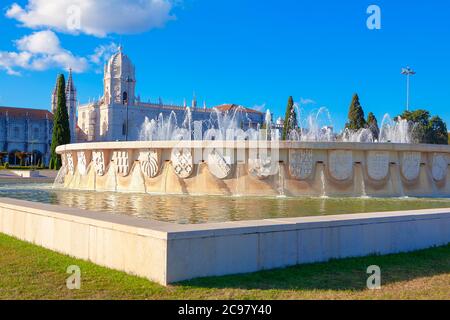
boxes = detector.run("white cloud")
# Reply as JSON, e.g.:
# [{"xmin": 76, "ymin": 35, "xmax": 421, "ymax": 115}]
[
  {"xmin": 0, "ymin": 51, "xmax": 32, "ymax": 75},
  {"xmin": 89, "ymin": 42, "xmax": 119, "ymax": 65},
  {"xmin": 16, "ymin": 30, "xmax": 61, "ymax": 54},
  {"xmin": 6, "ymin": 0, "xmax": 176, "ymax": 37},
  {"xmin": 0, "ymin": 30, "xmax": 89, "ymax": 75}
]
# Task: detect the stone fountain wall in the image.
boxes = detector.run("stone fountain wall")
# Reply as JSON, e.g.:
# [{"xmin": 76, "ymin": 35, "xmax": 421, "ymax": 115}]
[{"xmin": 56, "ymin": 141, "xmax": 450, "ymax": 198}]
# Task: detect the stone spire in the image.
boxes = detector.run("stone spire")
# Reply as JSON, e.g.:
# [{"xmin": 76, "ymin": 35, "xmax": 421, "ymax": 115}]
[
  {"xmin": 51, "ymin": 74, "xmax": 59, "ymax": 114},
  {"xmin": 66, "ymin": 68, "xmax": 77, "ymax": 143},
  {"xmin": 66, "ymin": 68, "xmax": 76, "ymax": 95}
]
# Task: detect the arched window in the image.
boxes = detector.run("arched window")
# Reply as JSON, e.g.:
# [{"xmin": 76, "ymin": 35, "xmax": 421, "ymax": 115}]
[{"xmin": 122, "ymin": 91, "xmax": 128, "ymax": 105}]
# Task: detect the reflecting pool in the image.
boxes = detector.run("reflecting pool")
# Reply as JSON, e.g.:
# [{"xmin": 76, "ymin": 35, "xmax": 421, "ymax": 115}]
[{"xmin": 1, "ymin": 182, "xmax": 450, "ymax": 224}]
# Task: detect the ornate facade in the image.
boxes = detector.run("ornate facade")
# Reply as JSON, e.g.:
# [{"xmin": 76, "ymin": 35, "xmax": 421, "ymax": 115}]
[
  {"xmin": 0, "ymin": 68, "xmax": 77, "ymax": 166},
  {"xmin": 77, "ymin": 47, "xmax": 264, "ymax": 142},
  {"xmin": 0, "ymin": 106, "xmax": 53, "ymax": 165}
]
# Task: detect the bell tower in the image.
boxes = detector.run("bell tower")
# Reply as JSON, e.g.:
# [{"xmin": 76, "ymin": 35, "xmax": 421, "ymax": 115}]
[{"xmin": 104, "ymin": 46, "xmax": 136, "ymax": 106}]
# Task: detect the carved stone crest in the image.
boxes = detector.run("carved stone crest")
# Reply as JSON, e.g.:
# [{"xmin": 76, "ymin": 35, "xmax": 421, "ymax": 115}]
[
  {"xmin": 92, "ymin": 151, "xmax": 106, "ymax": 176},
  {"xmin": 289, "ymin": 149, "xmax": 313, "ymax": 180},
  {"xmin": 58, "ymin": 153, "xmax": 68, "ymax": 179},
  {"xmin": 401, "ymin": 152, "xmax": 421, "ymax": 181},
  {"xmin": 328, "ymin": 150, "xmax": 353, "ymax": 181},
  {"xmin": 432, "ymin": 153, "xmax": 448, "ymax": 181},
  {"xmin": 248, "ymin": 152, "xmax": 278, "ymax": 179},
  {"xmin": 60, "ymin": 153, "xmax": 68, "ymax": 174},
  {"xmin": 112, "ymin": 151, "xmax": 130, "ymax": 177},
  {"xmin": 367, "ymin": 151, "xmax": 389, "ymax": 180},
  {"xmin": 171, "ymin": 148, "xmax": 193, "ymax": 179},
  {"xmin": 77, "ymin": 152, "xmax": 88, "ymax": 176},
  {"xmin": 66, "ymin": 153, "xmax": 75, "ymax": 174},
  {"xmin": 139, "ymin": 150, "xmax": 159, "ymax": 178},
  {"xmin": 207, "ymin": 149, "xmax": 232, "ymax": 179}
]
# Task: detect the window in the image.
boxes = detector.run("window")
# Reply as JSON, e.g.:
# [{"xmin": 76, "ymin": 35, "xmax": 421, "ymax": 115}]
[
  {"xmin": 122, "ymin": 91, "xmax": 128, "ymax": 105},
  {"xmin": 13, "ymin": 127, "xmax": 20, "ymax": 138},
  {"xmin": 33, "ymin": 127, "xmax": 39, "ymax": 139},
  {"xmin": 122, "ymin": 122, "xmax": 127, "ymax": 136}
]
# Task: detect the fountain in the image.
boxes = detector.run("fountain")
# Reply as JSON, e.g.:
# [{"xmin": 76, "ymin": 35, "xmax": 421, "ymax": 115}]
[
  {"xmin": 6, "ymin": 44, "xmax": 450, "ymax": 287},
  {"xmin": 379, "ymin": 114, "xmax": 416, "ymax": 144},
  {"xmin": 55, "ymin": 106, "xmax": 450, "ymax": 198},
  {"xmin": 4, "ymin": 105, "xmax": 449, "ymax": 287}
]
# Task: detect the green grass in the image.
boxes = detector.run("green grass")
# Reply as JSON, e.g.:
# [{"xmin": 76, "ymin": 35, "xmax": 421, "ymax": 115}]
[{"xmin": 0, "ymin": 232, "xmax": 449, "ymax": 300}]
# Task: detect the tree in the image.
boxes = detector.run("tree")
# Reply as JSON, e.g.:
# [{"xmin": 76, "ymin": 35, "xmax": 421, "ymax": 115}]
[
  {"xmin": 0, "ymin": 152, "xmax": 7, "ymax": 166},
  {"xmin": 428, "ymin": 116, "xmax": 448, "ymax": 145},
  {"xmin": 50, "ymin": 74, "xmax": 71, "ymax": 170},
  {"xmin": 399, "ymin": 109, "xmax": 430, "ymax": 127},
  {"xmin": 366, "ymin": 112, "xmax": 379, "ymax": 141},
  {"xmin": 345, "ymin": 94, "xmax": 366, "ymax": 131},
  {"xmin": 282, "ymin": 96, "xmax": 298, "ymax": 140},
  {"xmin": 398, "ymin": 109, "xmax": 448, "ymax": 145},
  {"xmin": 398, "ymin": 109, "xmax": 430, "ymax": 143},
  {"xmin": 14, "ymin": 151, "xmax": 28, "ymax": 167}
]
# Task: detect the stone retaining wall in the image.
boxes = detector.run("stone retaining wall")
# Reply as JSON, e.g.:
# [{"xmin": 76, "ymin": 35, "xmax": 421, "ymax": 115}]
[{"xmin": 1, "ymin": 198, "xmax": 449, "ymax": 285}]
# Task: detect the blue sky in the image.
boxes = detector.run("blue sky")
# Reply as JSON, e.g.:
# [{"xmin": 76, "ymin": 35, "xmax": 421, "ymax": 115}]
[{"xmin": 0, "ymin": 0, "xmax": 449, "ymax": 130}]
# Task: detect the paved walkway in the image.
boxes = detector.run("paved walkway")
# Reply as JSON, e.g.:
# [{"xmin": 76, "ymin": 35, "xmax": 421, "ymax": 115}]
[{"xmin": 0, "ymin": 169, "xmax": 57, "ymax": 182}]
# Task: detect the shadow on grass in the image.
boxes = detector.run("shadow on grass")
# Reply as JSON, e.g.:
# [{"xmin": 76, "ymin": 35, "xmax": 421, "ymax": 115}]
[{"xmin": 178, "ymin": 245, "xmax": 450, "ymax": 291}]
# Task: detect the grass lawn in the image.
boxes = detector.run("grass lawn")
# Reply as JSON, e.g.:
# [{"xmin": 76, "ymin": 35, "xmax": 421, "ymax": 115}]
[{"xmin": 0, "ymin": 232, "xmax": 449, "ymax": 300}]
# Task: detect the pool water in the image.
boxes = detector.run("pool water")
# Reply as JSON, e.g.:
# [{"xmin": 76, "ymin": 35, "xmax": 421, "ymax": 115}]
[{"xmin": 1, "ymin": 182, "xmax": 450, "ymax": 224}]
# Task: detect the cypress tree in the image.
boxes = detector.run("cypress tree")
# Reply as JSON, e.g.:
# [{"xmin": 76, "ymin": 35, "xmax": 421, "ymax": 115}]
[
  {"xmin": 367, "ymin": 112, "xmax": 379, "ymax": 141},
  {"xmin": 282, "ymin": 96, "xmax": 297, "ymax": 140},
  {"xmin": 345, "ymin": 94, "xmax": 366, "ymax": 131},
  {"xmin": 50, "ymin": 74, "xmax": 71, "ymax": 170}
]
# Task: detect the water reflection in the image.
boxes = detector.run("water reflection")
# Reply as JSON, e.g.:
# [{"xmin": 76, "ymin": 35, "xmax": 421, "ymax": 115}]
[{"xmin": 1, "ymin": 182, "xmax": 449, "ymax": 224}]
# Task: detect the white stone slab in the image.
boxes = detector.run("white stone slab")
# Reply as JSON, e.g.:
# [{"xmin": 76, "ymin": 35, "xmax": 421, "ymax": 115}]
[{"xmin": 0, "ymin": 198, "xmax": 449, "ymax": 285}]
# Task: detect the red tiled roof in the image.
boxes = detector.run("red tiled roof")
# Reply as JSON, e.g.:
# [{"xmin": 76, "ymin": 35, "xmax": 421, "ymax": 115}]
[
  {"xmin": 213, "ymin": 104, "xmax": 263, "ymax": 115},
  {"xmin": 0, "ymin": 106, "xmax": 53, "ymax": 120}
]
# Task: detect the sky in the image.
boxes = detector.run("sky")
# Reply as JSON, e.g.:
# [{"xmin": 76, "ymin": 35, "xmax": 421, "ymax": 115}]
[{"xmin": 0, "ymin": 0, "xmax": 449, "ymax": 131}]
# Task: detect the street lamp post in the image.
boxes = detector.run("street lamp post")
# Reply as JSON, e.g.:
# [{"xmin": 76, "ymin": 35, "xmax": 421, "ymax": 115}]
[
  {"xmin": 126, "ymin": 100, "xmax": 129, "ymax": 142},
  {"xmin": 401, "ymin": 66, "xmax": 416, "ymax": 111}
]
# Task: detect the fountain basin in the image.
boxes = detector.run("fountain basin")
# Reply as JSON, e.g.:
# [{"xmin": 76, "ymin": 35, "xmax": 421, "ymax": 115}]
[
  {"xmin": 1, "ymin": 197, "xmax": 449, "ymax": 285},
  {"xmin": 3, "ymin": 141, "xmax": 449, "ymax": 285},
  {"xmin": 56, "ymin": 141, "xmax": 450, "ymax": 198}
]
